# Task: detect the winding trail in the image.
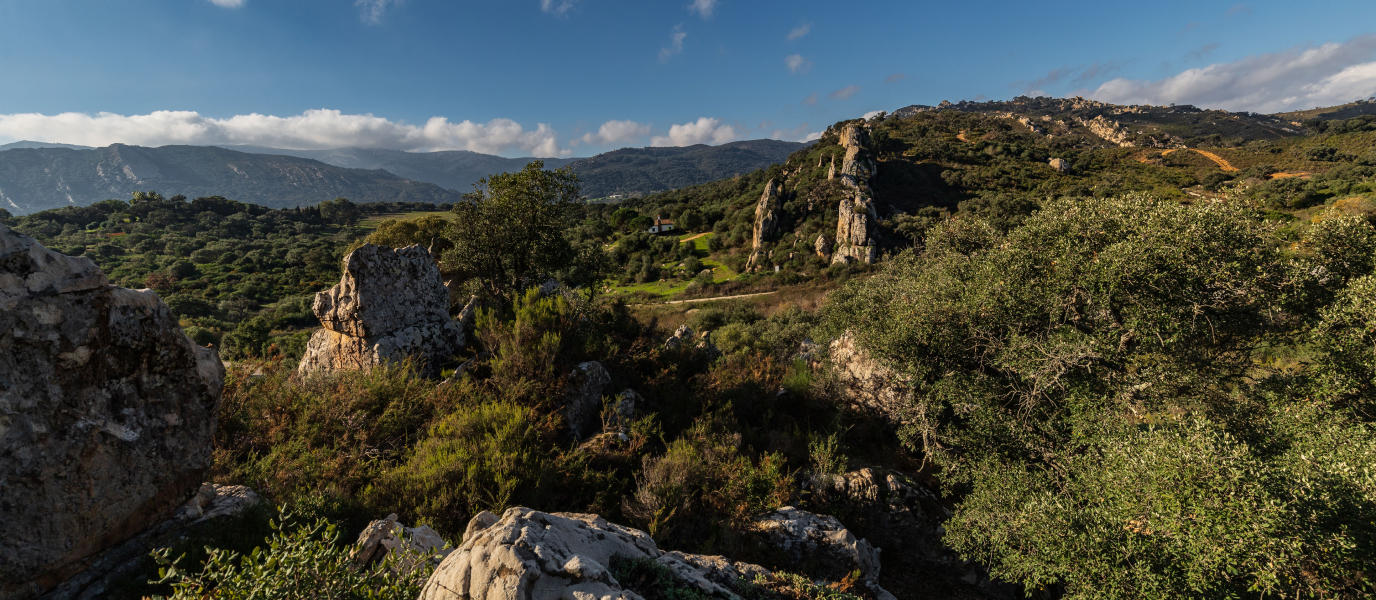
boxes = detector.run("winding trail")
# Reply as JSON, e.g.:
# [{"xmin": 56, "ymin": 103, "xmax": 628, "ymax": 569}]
[
  {"xmin": 631, "ymin": 291, "xmax": 777, "ymax": 307},
  {"xmin": 1160, "ymin": 148, "xmax": 1240, "ymax": 172}
]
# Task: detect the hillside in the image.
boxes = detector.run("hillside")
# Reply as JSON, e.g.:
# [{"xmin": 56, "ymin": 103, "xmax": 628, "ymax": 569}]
[
  {"xmin": 564, "ymin": 139, "xmax": 804, "ymax": 197},
  {"xmin": 0, "ymin": 144, "xmax": 462, "ymax": 214},
  {"xmin": 218, "ymin": 140, "xmax": 803, "ymax": 199},
  {"xmin": 219, "ymin": 145, "xmax": 578, "ymax": 192}
]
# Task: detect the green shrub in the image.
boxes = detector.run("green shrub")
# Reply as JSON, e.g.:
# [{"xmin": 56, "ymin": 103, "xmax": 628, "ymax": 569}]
[{"xmin": 149, "ymin": 511, "xmax": 432, "ymax": 600}]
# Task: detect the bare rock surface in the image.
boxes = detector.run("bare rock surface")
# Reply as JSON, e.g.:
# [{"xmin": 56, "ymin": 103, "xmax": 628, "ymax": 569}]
[
  {"xmin": 832, "ymin": 125, "xmax": 879, "ymax": 265},
  {"xmin": 752, "ymin": 507, "xmax": 883, "ymax": 583},
  {"xmin": 746, "ymin": 179, "xmax": 783, "ymax": 270},
  {"xmin": 418, "ymin": 507, "xmax": 895, "ymax": 600},
  {"xmin": 565, "ymin": 361, "xmax": 611, "ymax": 441},
  {"xmin": 809, "ymin": 468, "xmax": 1019, "ymax": 599},
  {"xmin": 828, "ymin": 331, "xmax": 912, "ymax": 426},
  {"xmin": 353, "ymin": 513, "xmax": 452, "ymax": 574},
  {"xmin": 0, "ymin": 223, "xmax": 224, "ymax": 600},
  {"xmin": 298, "ymin": 243, "xmax": 464, "ymax": 379},
  {"xmin": 1048, "ymin": 157, "xmax": 1071, "ymax": 173}
]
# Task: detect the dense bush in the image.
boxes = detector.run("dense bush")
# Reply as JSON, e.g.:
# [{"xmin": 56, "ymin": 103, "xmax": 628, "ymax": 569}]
[{"xmin": 819, "ymin": 195, "xmax": 1376, "ymax": 597}]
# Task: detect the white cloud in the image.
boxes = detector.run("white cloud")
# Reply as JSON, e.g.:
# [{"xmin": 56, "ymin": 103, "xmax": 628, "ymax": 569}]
[
  {"xmin": 356, "ymin": 0, "xmax": 403, "ymax": 24},
  {"xmin": 767, "ymin": 123, "xmax": 814, "ymax": 142},
  {"xmin": 650, "ymin": 117, "xmax": 739, "ymax": 147},
  {"xmin": 660, "ymin": 25, "xmax": 687, "ymax": 63},
  {"xmin": 580, "ymin": 120, "xmax": 652, "ymax": 146},
  {"xmin": 863, "ymin": 110, "xmax": 883, "ymax": 120},
  {"xmin": 207, "ymin": 0, "xmax": 245, "ymax": 7},
  {"xmin": 540, "ymin": 0, "xmax": 576, "ymax": 16},
  {"xmin": 884, "ymin": 73, "xmax": 906, "ymax": 84},
  {"xmin": 801, "ymin": 131, "xmax": 822, "ymax": 143},
  {"xmin": 688, "ymin": 0, "xmax": 716, "ymax": 18},
  {"xmin": 830, "ymin": 85, "xmax": 861, "ymax": 100},
  {"xmin": 0, "ymin": 109, "xmax": 572, "ymax": 157},
  {"xmin": 787, "ymin": 24, "xmax": 810, "ymax": 40},
  {"xmin": 1085, "ymin": 34, "xmax": 1376, "ymax": 112},
  {"xmin": 785, "ymin": 54, "xmax": 812, "ymax": 74},
  {"xmin": 802, "ymin": 92, "xmax": 818, "ymax": 106}
]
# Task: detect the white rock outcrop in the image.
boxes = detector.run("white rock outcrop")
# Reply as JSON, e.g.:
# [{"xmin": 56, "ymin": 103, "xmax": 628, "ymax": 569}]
[
  {"xmin": 832, "ymin": 125, "xmax": 879, "ymax": 265},
  {"xmin": 1, "ymin": 223, "xmax": 224, "ymax": 600},
  {"xmin": 565, "ymin": 361, "xmax": 612, "ymax": 441},
  {"xmin": 297, "ymin": 244, "xmax": 464, "ymax": 379},
  {"xmin": 828, "ymin": 331, "xmax": 912, "ymax": 426},
  {"xmin": 746, "ymin": 179, "xmax": 784, "ymax": 270},
  {"xmin": 418, "ymin": 507, "xmax": 894, "ymax": 600}
]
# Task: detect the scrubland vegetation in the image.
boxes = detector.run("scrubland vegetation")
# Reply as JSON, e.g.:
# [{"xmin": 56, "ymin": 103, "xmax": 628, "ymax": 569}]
[{"xmin": 7, "ymin": 104, "xmax": 1376, "ymax": 599}]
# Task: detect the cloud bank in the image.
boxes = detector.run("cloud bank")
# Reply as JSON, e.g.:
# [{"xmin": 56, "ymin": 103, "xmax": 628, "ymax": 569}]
[
  {"xmin": 1086, "ymin": 34, "xmax": 1376, "ymax": 112},
  {"xmin": 580, "ymin": 120, "xmax": 652, "ymax": 146},
  {"xmin": 651, "ymin": 117, "xmax": 739, "ymax": 147},
  {"xmin": 0, "ymin": 109, "xmax": 571, "ymax": 157},
  {"xmin": 207, "ymin": 0, "xmax": 245, "ymax": 7}
]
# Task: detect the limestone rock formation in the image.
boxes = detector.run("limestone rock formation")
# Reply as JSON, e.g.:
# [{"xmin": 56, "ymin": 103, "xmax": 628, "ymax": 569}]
[
  {"xmin": 418, "ymin": 507, "xmax": 896, "ymax": 600},
  {"xmin": 1076, "ymin": 115, "xmax": 1135, "ymax": 147},
  {"xmin": 746, "ymin": 179, "xmax": 783, "ymax": 270},
  {"xmin": 752, "ymin": 507, "xmax": 883, "ymax": 583},
  {"xmin": 39, "ymin": 484, "xmax": 259, "ymax": 600},
  {"xmin": 0, "ymin": 223, "xmax": 224, "ymax": 600},
  {"xmin": 298, "ymin": 244, "xmax": 464, "ymax": 379},
  {"xmin": 832, "ymin": 125, "xmax": 879, "ymax": 265},
  {"xmin": 814, "ymin": 234, "xmax": 831, "ymax": 259},
  {"xmin": 565, "ymin": 361, "xmax": 611, "ymax": 441},
  {"xmin": 828, "ymin": 332, "xmax": 911, "ymax": 426},
  {"xmin": 1049, "ymin": 157, "xmax": 1072, "ymax": 173},
  {"xmin": 664, "ymin": 324, "xmax": 694, "ymax": 350},
  {"xmin": 354, "ymin": 513, "xmax": 452, "ymax": 574},
  {"xmin": 808, "ymin": 469, "xmax": 1018, "ymax": 599}
]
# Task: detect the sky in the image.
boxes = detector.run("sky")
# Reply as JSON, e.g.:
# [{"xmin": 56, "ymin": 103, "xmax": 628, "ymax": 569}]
[{"xmin": 1, "ymin": 0, "xmax": 1375, "ymax": 157}]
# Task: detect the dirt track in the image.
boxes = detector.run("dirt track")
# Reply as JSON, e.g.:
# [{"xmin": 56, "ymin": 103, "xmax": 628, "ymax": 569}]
[{"xmin": 1160, "ymin": 148, "xmax": 1240, "ymax": 171}]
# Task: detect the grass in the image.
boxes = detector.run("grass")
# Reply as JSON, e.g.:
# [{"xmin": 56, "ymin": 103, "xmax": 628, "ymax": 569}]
[{"xmin": 358, "ymin": 210, "xmax": 454, "ymax": 230}]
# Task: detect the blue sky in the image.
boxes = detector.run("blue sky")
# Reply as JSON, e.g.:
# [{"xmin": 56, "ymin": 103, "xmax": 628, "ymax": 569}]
[{"xmin": 1, "ymin": 0, "xmax": 1374, "ymax": 157}]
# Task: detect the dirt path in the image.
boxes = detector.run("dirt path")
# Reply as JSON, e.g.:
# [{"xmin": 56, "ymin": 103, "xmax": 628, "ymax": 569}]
[
  {"xmin": 956, "ymin": 131, "xmax": 970, "ymax": 143},
  {"xmin": 1159, "ymin": 148, "xmax": 1240, "ymax": 171},
  {"xmin": 678, "ymin": 232, "xmax": 711, "ymax": 242},
  {"xmin": 633, "ymin": 291, "xmax": 777, "ymax": 306}
]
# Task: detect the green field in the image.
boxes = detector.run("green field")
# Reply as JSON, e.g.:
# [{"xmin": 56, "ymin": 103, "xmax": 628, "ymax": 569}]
[{"xmin": 358, "ymin": 210, "xmax": 454, "ymax": 229}]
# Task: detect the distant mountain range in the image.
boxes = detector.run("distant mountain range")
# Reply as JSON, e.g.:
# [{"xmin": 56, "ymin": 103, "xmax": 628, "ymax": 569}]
[
  {"xmin": 0, "ymin": 144, "xmax": 461, "ymax": 215},
  {"xmin": 0, "ymin": 139, "xmax": 806, "ymax": 214}
]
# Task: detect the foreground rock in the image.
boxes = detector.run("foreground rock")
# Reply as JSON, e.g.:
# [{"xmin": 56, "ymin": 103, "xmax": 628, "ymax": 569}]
[
  {"xmin": 298, "ymin": 244, "xmax": 464, "ymax": 379},
  {"xmin": 810, "ymin": 468, "xmax": 1019, "ymax": 599},
  {"xmin": 419, "ymin": 507, "xmax": 896, "ymax": 600},
  {"xmin": 564, "ymin": 361, "xmax": 612, "ymax": 441},
  {"xmin": 828, "ymin": 331, "xmax": 912, "ymax": 426},
  {"xmin": 353, "ymin": 513, "xmax": 452, "ymax": 574},
  {"xmin": 0, "ymin": 224, "xmax": 224, "ymax": 600},
  {"xmin": 832, "ymin": 124, "xmax": 880, "ymax": 265}
]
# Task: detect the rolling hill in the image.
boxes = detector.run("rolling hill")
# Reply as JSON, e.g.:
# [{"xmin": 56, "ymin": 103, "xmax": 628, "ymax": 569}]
[{"xmin": 0, "ymin": 144, "xmax": 462, "ymax": 215}]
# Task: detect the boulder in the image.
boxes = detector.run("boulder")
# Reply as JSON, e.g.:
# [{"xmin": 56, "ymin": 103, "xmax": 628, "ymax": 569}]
[
  {"xmin": 1049, "ymin": 157, "xmax": 1071, "ymax": 173},
  {"xmin": 814, "ymin": 234, "xmax": 831, "ymax": 259},
  {"xmin": 663, "ymin": 324, "xmax": 694, "ymax": 350},
  {"xmin": 0, "ymin": 223, "xmax": 224, "ymax": 600},
  {"xmin": 832, "ymin": 125, "xmax": 879, "ymax": 265},
  {"xmin": 694, "ymin": 330, "xmax": 722, "ymax": 360},
  {"xmin": 746, "ymin": 179, "xmax": 783, "ymax": 270},
  {"xmin": 354, "ymin": 514, "xmax": 453, "ymax": 574},
  {"xmin": 565, "ymin": 361, "xmax": 611, "ymax": 441},
  {"xmin": 418, "ymin": 507, "xmax": 896, "ymax": 600},
  {"xmin": 298, "ymin": 244, "xmax": 464, "ymax": 379},
  {"xmin": 808, "ymin": 468, "xmax": 1019, "ymax": 599},
  {"xmin": 828, "ymin": 331, "xmax": 911, "ymax": 426},
  {"xmin": 38, "ymin": 484, "xmax": 259, "ymax": 600},
  {"xmin": 606, "ymin": 389, "xmax": 643, "ymax": 433},
  {"xmin": 752, "ymin": 507, "xmax": 882, "ymax": 582}
]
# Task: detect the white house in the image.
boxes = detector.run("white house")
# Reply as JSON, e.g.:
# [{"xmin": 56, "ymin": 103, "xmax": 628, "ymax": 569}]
[{"xmin": 648, "ymin": 214, "xmax": 675, "ymax": 234}]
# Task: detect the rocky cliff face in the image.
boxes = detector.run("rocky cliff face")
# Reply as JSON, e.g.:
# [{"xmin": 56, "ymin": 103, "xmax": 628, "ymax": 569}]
[
  {"xmin": 297, "ymin": 244, "xmax": 464, "ymax": 379},
  {"xmin": 746, "ymin": 179, "xmax": 783, "ymax": 271},
  {"xmin": 0, "ymin": 223, "xmax": 224, "ymax": 600},
  {"xmin": 832, "ymin": 125, "xmax": 879, "ymax": 265}
]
